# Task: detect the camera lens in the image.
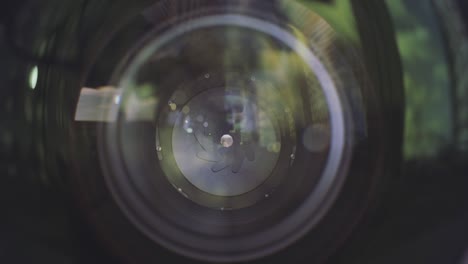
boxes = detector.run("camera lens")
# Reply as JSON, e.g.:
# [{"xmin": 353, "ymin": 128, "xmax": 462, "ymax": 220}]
[
  {"xmin": 10, "ymin": 0, "xmax": 468, "ymax": 263},
  {"xmin": 95, "ymin": 9, "xmax": 354, "ymax": 261}
]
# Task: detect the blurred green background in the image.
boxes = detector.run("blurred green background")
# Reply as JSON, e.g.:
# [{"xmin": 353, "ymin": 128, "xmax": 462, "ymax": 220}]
[{"xmin": 387, "ymin": 0, "xmax": 466, "ymax": 159}]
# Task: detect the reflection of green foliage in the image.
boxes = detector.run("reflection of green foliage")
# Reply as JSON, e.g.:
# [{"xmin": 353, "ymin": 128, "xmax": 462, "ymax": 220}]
[
  {"xmin": 295, "ymin": 0, "xmax": 452, "ymax": 159},
  {"xmin": 134, "ymin": 83, "xmax": 154, "ymax": 99},
  {"xmin": 387, "ymin": 0, "xmax": 451, "ymax": 159},
  {"xmin": 295, "ymin": 0, "xmax": 358, "ymax": 43},
  {"xmin": 121, "ymin": 82, "xmax": 159, "ymax": 121}
]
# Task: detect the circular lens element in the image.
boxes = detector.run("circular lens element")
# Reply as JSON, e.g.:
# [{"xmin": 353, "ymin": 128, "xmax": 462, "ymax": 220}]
[
  {"xmin": 99, "ymin": 6, "xmax": 354, "ymax": 262},
  {"xmin": 155, "ymin": 71, "xmax": 294, "ymax": 209},
  {"xmin": 171, "ymin": 88, "xmax": 280, "ymax": 197}
]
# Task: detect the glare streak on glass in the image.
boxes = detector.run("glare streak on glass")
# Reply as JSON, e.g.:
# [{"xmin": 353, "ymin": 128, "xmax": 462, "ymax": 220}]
[
  {"xmin": 29, "ymin": 66, "xmax": 38, "ymax": 90},
  {"xmin": 74, "ymin": 87, "xmax": 119, "ymax": 122}
]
